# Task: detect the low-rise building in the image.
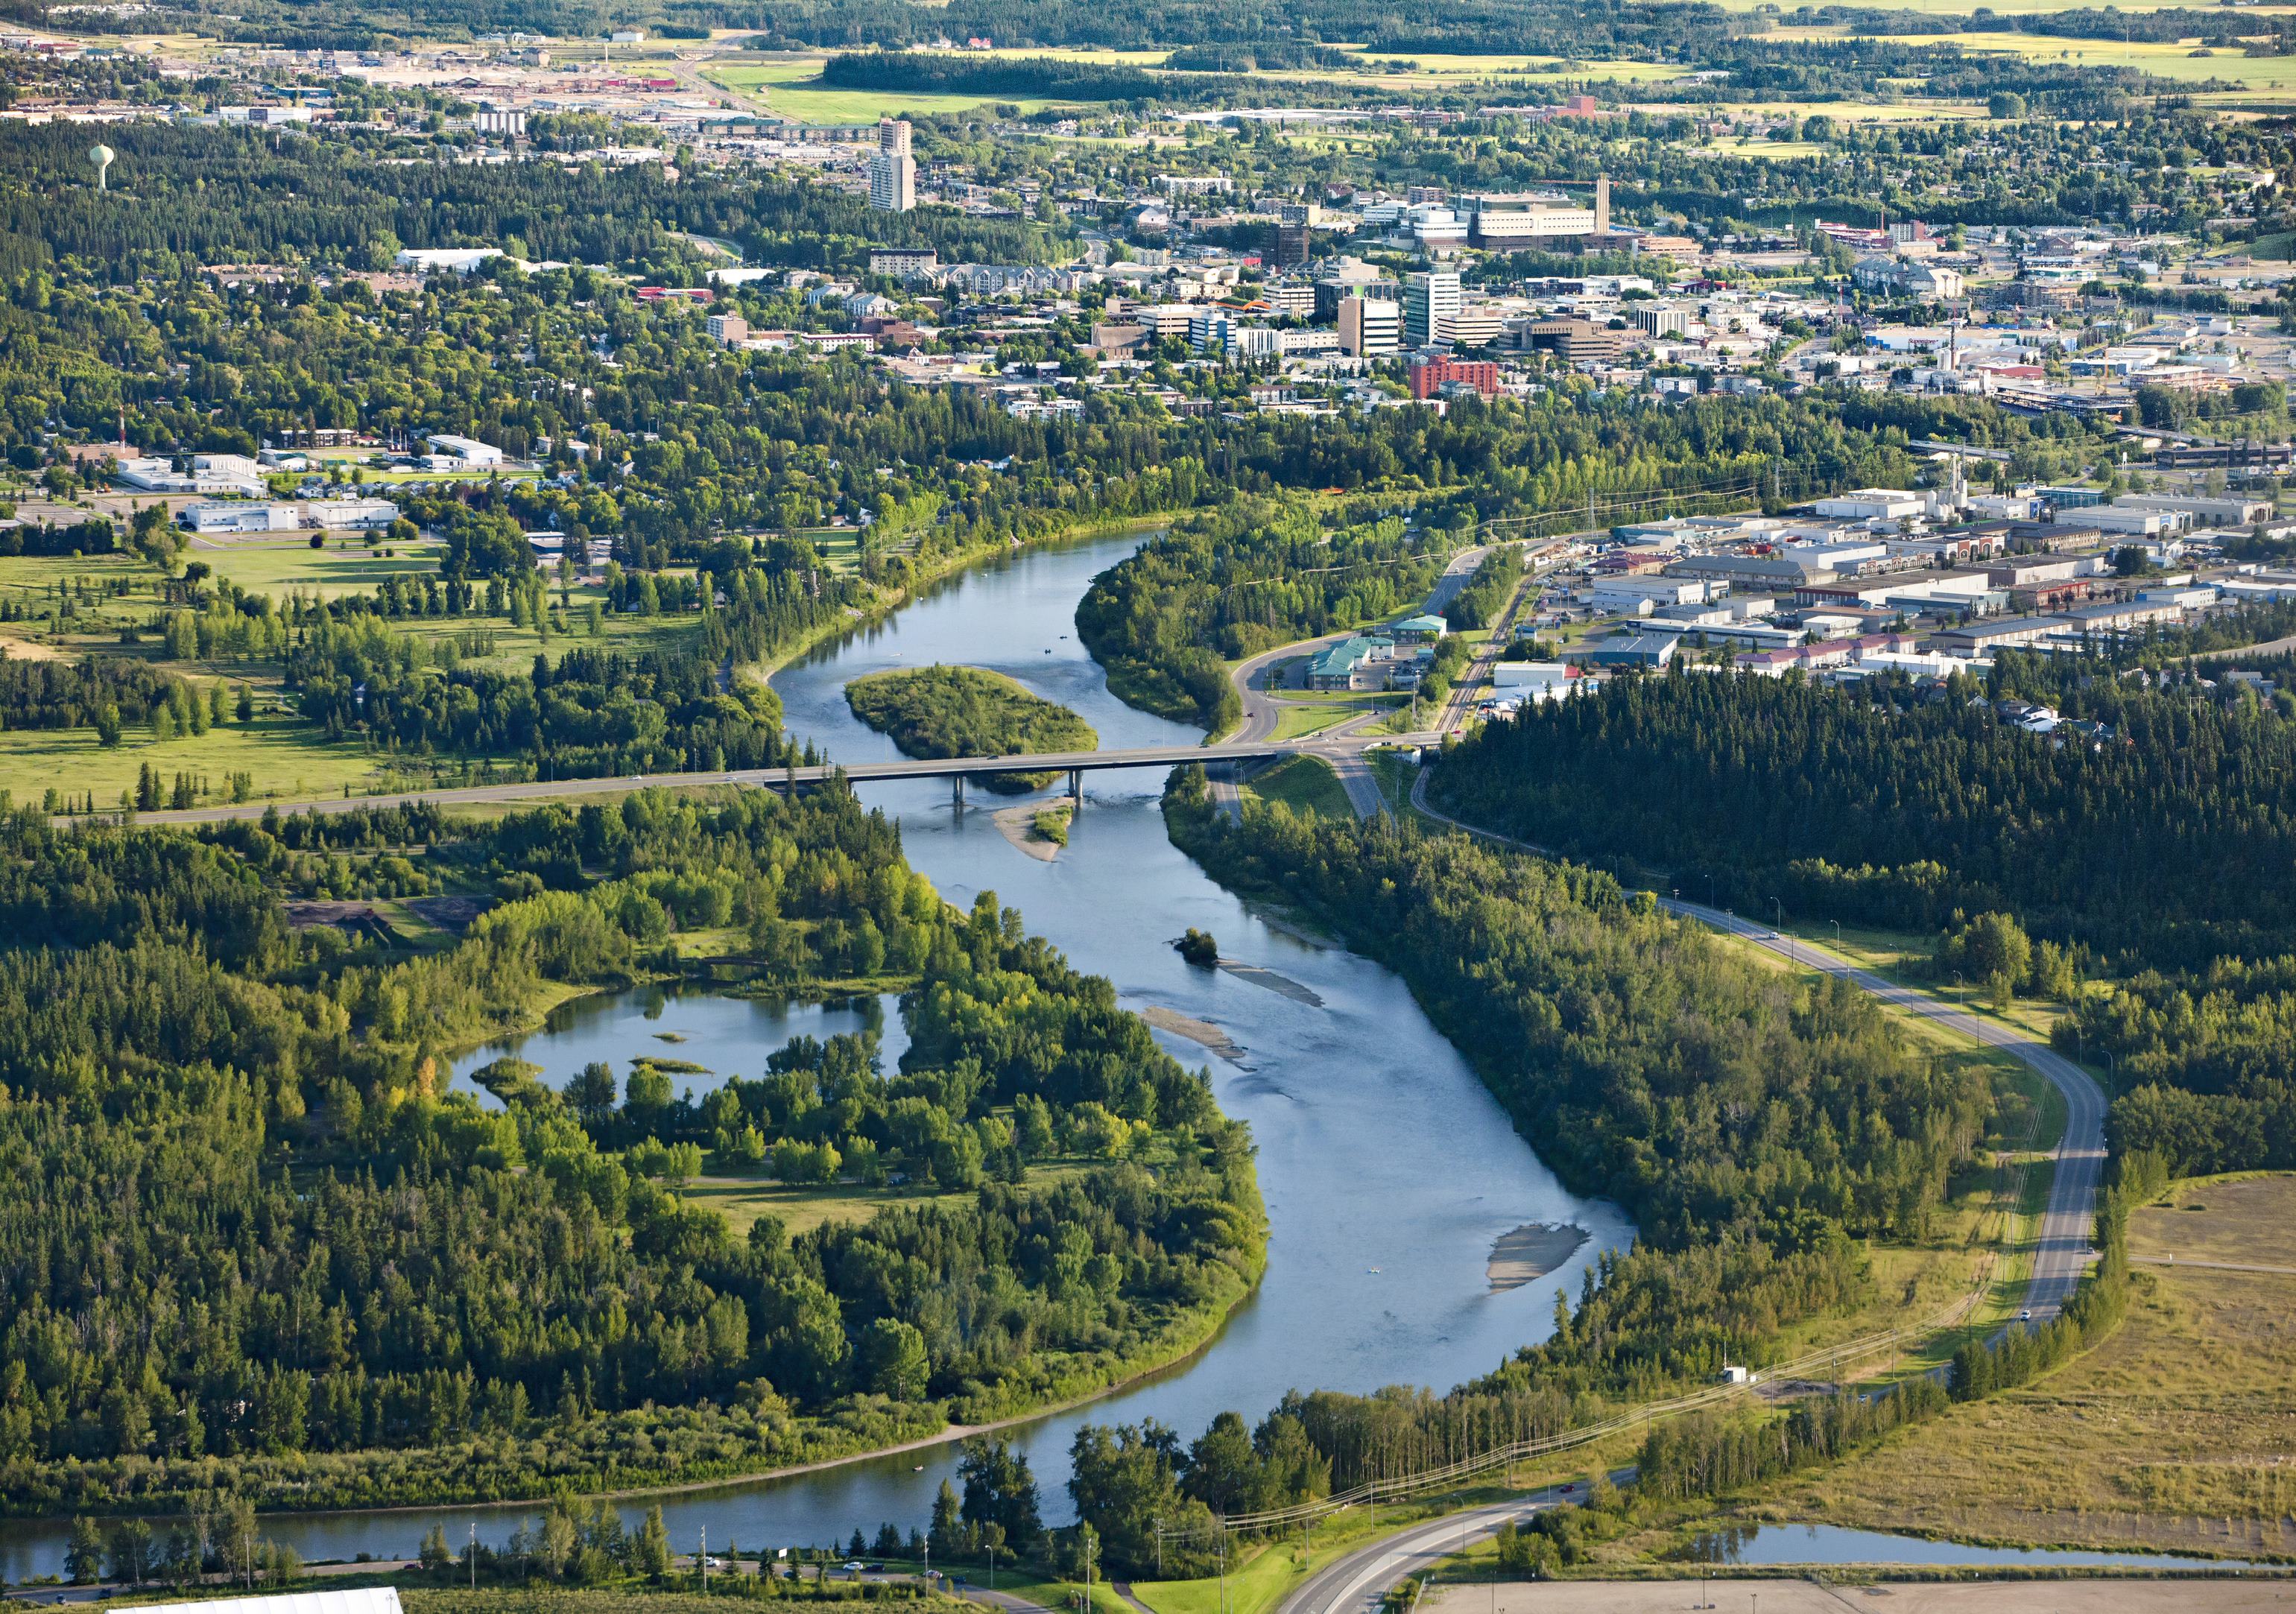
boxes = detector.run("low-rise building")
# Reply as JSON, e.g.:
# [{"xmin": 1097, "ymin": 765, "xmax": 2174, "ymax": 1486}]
[
  {"xmin": 424, "ymin": 434, "xmax": 505, "ymax": 465},
  {"xmin": 1575, "ymin": 630, "xmax": 1680, "ymax": 671},
  {"xmin": 180, "ymin": 501, "xmax": 300, "ymax": 534}
]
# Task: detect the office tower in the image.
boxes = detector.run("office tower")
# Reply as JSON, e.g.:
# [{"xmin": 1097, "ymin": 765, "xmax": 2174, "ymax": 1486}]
[
  {"xmin": 1338, "ymin": 296, "xmax": 1401, "ymax": 358},
  {"xmin": 1402, "ymin": 270, "xmax": 1461, "ymax": 349}
]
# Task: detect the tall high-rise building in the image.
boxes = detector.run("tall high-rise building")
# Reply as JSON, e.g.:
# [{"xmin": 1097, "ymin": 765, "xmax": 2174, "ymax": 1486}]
[
  {"xmin": 1402, "ymin": 270, "xmax": 1461, "ymax": 349},
  {"xmin": 1338, "ymin": 297, "xmax": 1401, "ymax": 358},
  {"xmin": 1265, "ymin": 201, "xmax": 1314, "ymax": 269},
  {"xmin": 868, "ymin": 118, "xmax": 915, "ymax": 212}
]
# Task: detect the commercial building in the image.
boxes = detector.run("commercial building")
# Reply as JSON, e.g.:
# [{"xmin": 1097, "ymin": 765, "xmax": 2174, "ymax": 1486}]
[
  {"xmin": 1402, "ymin": 271, "xmax": 1461, "ymax": 349},
  {"xmin": 1590, "ymin": 577, "xmax": 1710, "ymax": 613},
  {"xmin": 180, "ymin": 501, "xmax": 300, "ymax": 534},
  {"xmin": 424, "ymin": 434, "xmax": 505, "ymax": 465},
  {"xmin": 1338, "ymin": 297, "xmax": 1401, "ymax": 358},
  {"xmin": 1188, "ymin": 309, "xmax": 1236, "ymax": 355},
  {"xmin": 1315, "ymin": 264, "xmax": 1399, "ymax": 321},
  {"xmin": 2113, "ymin": 493, "xmax": 2273, "ymax": 529},
  {"xmin": 1522, "ymin": 317, "xmax": 1622, "ymax": 364},
  {"xmin": 868, "ymin": 118, "xmax": 915, "ymax": 213},
  {"xmin": 116, "ymin": 452, "xmax": 267, "ymax": 498},
  {"xmin": 1575, "ymin": 630, "xmax": 1680, "ymax": 671},
  {"xmin": 706, "ymin": 312, "xmax": 749, "ymax": 346},
  {"xmin": 1490, "ymin": 661, "xmax": 1576, "ymax": 701},
  {"xmin": 1265, "ymin": 203, "xmax": 1313, "ymax": 269},
  {"xmin": 313, "ymin": 498, "xmax": 400, "ymax": 530},
  {"xmin": 1631, "ymin": 304, "xmax": 1692, "ymax": 338},
  {"xmin": 1812, "ymin": 489, "xmax": 1926, "ymax": 522},
  {"xmin": 1306, "ymin": 635, "xmax": 1400, "ymax": 691}
]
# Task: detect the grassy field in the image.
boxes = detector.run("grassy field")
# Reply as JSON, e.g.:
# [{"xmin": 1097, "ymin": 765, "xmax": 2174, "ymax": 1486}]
[
  {"xmin": 0, "ymin": 537, "xmax": 715, "ymax": 803},
  {"xmin": 680, "ymin": 1162, "xmax": 1089, "ymax": 1238},
  {"xmin": 1777, "ymin": 31, "xmax": 2296, "ymax": 96},
  {"xmin": 1239, "ymin": 754, "xmax": 1355, "ymax": 820},
  {"xmin": 0, "ymin": 716, "xmax": 393, "ymax": 808},
  {"xmin": 193, "ymin": 535, "xmax": 452, "ymax": 595},
  {"xmin": 1268, "ymin": 703, "xmax": 1361, "ymax": 741},
  {"xmin": 1700, "ymin": 1174, "xmax": 2296, "ymax": 1561}
]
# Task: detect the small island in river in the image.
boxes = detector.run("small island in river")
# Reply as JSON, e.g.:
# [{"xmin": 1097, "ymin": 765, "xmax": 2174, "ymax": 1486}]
[{"xmin": 844, "ymin": 664, "xmax": 1097, "ymax": 794}]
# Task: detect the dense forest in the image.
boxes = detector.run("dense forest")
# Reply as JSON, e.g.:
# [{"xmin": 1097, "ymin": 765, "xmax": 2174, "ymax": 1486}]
[
  {"xmin": 844, "ymin": 666, "xmax": 1097, "ymax": 793},
  {"xmin": 1421, "ymin": 659, "xmax": 2296, "ymax": 1184},
  {"xmin": 0, "ymin": 789, "xmax": 1263, "ymax": 1514},
  {"xmin": 1427, "ymin": 663, "xmax": 2296, "ymax": 972}
]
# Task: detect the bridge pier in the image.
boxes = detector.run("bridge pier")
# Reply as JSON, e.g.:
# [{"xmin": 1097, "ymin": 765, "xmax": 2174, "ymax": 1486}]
[
  {"xmin": 1068, "ymin": 768, "xmax": 1082, "ymax": 804},
  {"xmin": 952, "ymin": 775, "xmax": 965, "ymax": 810}
]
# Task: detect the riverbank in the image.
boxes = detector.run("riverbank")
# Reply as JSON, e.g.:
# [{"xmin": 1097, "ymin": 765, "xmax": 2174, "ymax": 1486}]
[{"xmin": 760, "ymin": 516, "xmax": 1173, "ymax": 681}]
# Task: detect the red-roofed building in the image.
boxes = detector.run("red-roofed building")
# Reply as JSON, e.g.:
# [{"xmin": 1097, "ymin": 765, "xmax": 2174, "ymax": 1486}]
[{"xmin": 1410, "ymin": 355, "xmax": 1500, "ymax": 400}]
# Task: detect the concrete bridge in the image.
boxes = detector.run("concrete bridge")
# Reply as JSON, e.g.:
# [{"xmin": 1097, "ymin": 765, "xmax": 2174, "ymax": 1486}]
[{"xmin": 116, "ymin": 736, "xmax": 1429, "ymax": 827}]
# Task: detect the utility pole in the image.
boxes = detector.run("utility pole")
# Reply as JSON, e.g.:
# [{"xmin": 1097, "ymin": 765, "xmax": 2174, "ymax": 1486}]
[
  {"xmin": 702, "ymin": 1526, "xmax": 708, "ymax": 1595},
  {"xmin": 470, "ymin": 1522, "xmax": 478, "ymax": 1591}
]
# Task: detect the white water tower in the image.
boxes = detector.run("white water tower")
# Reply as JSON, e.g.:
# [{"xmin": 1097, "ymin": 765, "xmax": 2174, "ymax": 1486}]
[{"xmin": 88, "ymin": 142, "xmax": 114, "ymax": 191}]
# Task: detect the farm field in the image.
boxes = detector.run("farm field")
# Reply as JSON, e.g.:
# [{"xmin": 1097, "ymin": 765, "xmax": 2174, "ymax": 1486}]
[{"xmin": 1704, "ymin": 1174, "xmax": 2296, "ymax": 1562}]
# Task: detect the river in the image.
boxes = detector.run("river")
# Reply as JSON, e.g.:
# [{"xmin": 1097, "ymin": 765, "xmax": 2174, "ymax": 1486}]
[{"xmin": 0, "ymin": 531, "xmax": 1630, "ymax": 1582}]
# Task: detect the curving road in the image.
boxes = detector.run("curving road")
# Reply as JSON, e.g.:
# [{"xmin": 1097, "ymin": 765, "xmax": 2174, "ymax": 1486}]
[
  {"xmin": 1405, "ymin": 769, "xmax": 2107, "ymax": 1326},
  {"xmin": 1253, "ymin": 770, "xmax": 2114, "ymax": 1614},
  {"xmin": 1282, "ymin": 1487, "xmax": 1583, "ymax": 1614}
]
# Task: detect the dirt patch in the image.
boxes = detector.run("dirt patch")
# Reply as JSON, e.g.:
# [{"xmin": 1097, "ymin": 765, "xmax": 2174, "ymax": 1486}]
[
  {"xmin": 0, "ymin": 635, "xmax": 68, "ymax": 663},
  {"xmin": 282, "ymin": 900, "xmax": 399, "ymax": 945},
  {"xmin": 1216, "ymin": 960, "xmax": 1325, "ymax": 1007},
  {"xmin": 1137, "ymin": 1004, "xmax": 1249, "ymax": 1066},
  {"xmin": 1487, "ymin": 1222, "xmax": 1590, "ymax": 1291},
  {"xmin": 407, "ymin": 895, "xmax": 492, "ymax": 932}
]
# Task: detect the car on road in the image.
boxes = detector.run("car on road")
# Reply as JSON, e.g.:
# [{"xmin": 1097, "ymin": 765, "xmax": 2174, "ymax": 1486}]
[{"xmin": 2020, "ymin": 1308, "xmax": 2032, "ymax": 1321}]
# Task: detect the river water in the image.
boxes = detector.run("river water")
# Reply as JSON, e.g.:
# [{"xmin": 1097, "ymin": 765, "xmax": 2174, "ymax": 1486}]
[{"xmin": 0, "ymin": 531, "xmax": 1631, "ymax": 1581}]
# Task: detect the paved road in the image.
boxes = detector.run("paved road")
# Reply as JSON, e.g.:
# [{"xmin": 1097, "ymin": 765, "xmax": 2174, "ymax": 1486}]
[
  {"xmin": 1406, "ymin": 767, "xmax": 2107, "ymax": 1327},
  {"xmin": 1282, "ymin": 1486, "xmax": 1585, "ymax": 1614},
  {"xmin": 1212, "ymin": 630, "xmax": 1361, "ymax": 818}
]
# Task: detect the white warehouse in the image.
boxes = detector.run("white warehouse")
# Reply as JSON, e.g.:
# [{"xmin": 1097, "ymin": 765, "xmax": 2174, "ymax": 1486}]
[{"xmin": 180, "ymin": 502, "xmax": 301, "ymax": 534}]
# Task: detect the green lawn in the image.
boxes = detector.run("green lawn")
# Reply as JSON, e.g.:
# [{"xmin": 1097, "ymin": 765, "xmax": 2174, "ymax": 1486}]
[
  {"xmin": 1268, "ymin": 703, "xmax": 1359, "ymax": 741},
  {"xmin": 1780, "ymin": 30, "xmax": 2296, "ymax": 95},
  {"xmin": 1240, "ymin": 754, "xmax": 1353, "ymax": 820},
  {"xmin": 192, "ymin": 536, "xmax": 449, "ymax": 596}
]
